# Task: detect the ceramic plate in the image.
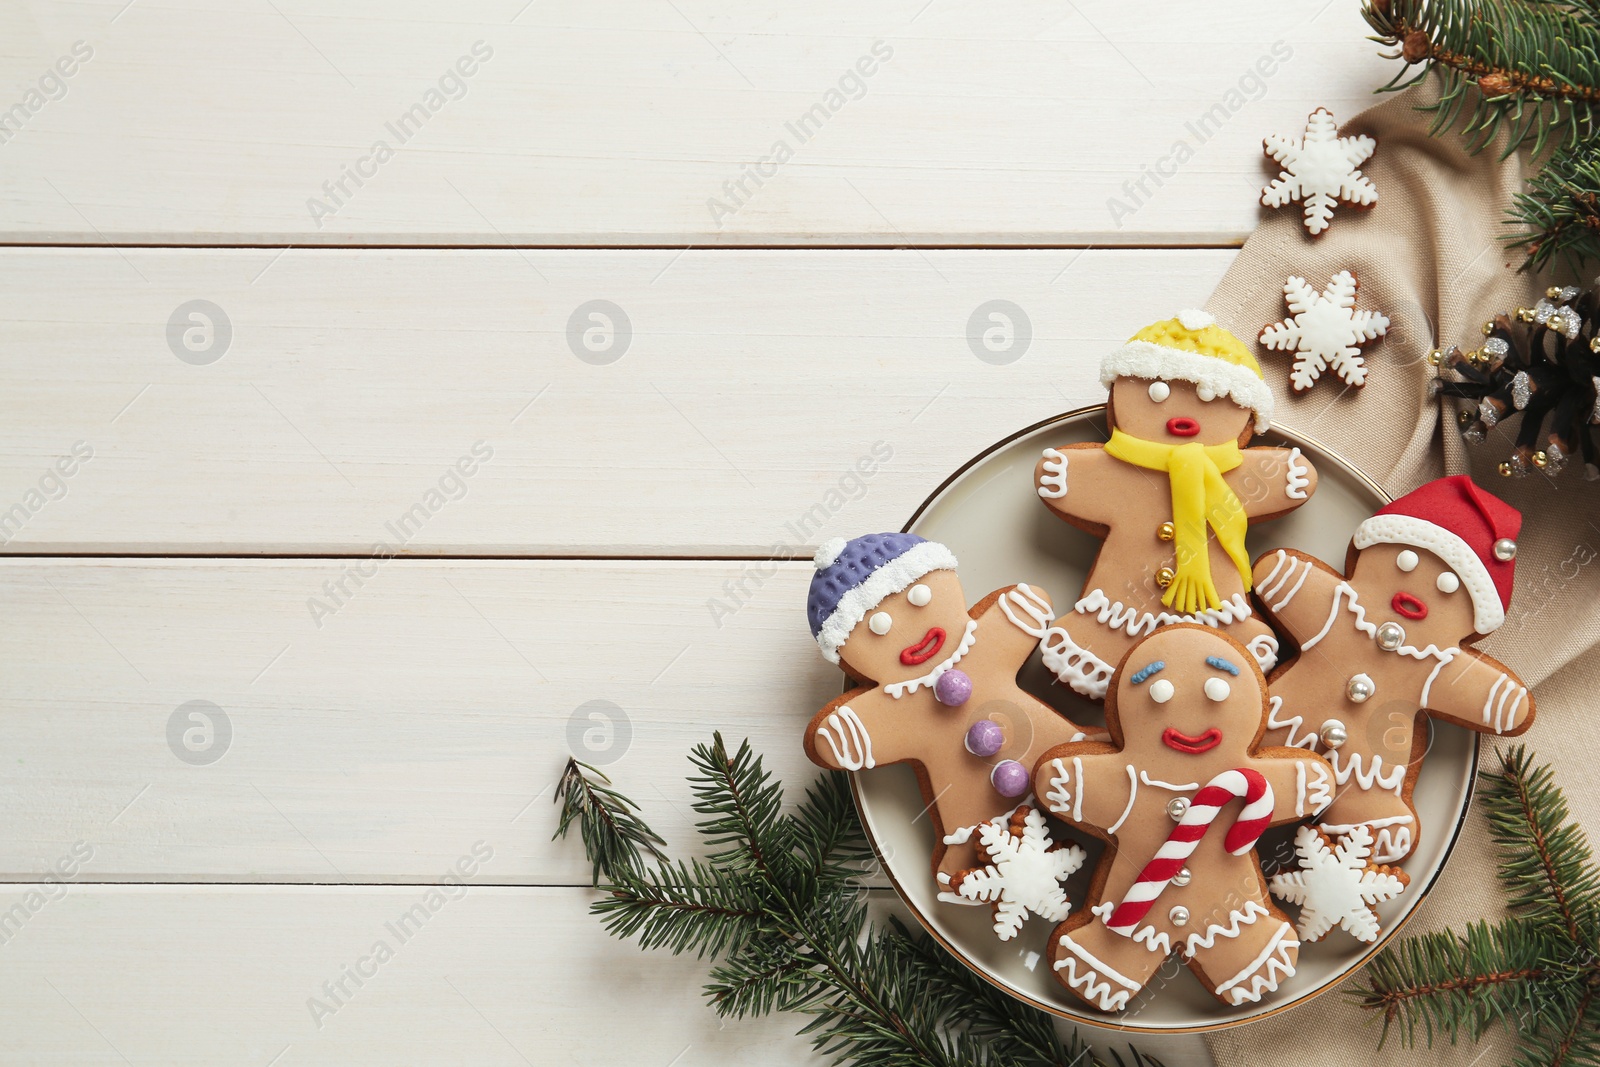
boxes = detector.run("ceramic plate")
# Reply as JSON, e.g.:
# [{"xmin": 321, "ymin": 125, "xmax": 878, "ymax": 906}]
[{"xmin": 852, "ymin": 406, "xmax": 1475, "ymax": 1033}]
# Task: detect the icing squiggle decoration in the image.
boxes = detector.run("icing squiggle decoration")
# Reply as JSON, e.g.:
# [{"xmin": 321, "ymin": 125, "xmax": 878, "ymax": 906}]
[
  {"xmin": 1075, "ymin": 587, "xmax": 1253, "ymax": 639},
  {"xmin": 1091, "ymin": 900, "xmax": 1171, "ymax": 955},
  {"xmin": 1257, "ymin": 549, "xmax": 1312, "ymax": 611},
  {"xmin": 1213, "ymin": 923, "xmax": 1298, "ymax": 1005},
  {"xmin": 1267, "ymin": 695, "xmax": 1318, "ymax": 750},
  {"xmin": 1285, "ymin": 447, "xmax": 1310, "ymax": 499},
  {"xmin": 1182, "ymin": 899, "xmax": 1269, "ymax": 956},
  {"xmin": 883, "ymin": 619, "xmax": 977, "ymax": 699},
  {"xmin": 1330, "ymin": 750, "xmax": 1405, "ymax": 795},
  {"xmin": 1482, "ymin": 673, "xmax": 1528, "ymax": 734},
  {"xmin": 1053, "ymin": 937, "xmax": 1137, "ymax": 1011},
  {"xmin": 1037, "ymin": 447, "xmax": 1069, "ymax": 499},
  {"xmin": 1040, "ymin": 626, "xmax": 1115, "ymax": 699},
  {"xmin": 1246, "ymin": 633, "xmax": 1279, "ymax": 672},
  {"xmin": 998, "ymin": 583, "xmax": 1054, "ymax": 638},
  {"xmin": 816, "ymin": 706, "xmax": 874, "ymax": 770}
]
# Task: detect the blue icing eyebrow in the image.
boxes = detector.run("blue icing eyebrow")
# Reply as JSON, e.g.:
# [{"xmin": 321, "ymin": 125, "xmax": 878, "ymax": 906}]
[
  {"xmin": 1130, "ymin": 661, "xmax": 1165, "ymax": 685},
  {"xmin": 1205, "ymin": 655, "xmax": 1240, "ymax": 676}
]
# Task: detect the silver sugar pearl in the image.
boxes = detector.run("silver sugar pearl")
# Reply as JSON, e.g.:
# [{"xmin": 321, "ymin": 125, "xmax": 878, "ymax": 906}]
[
  {"xmin": 1170, "ymin": 866, "xmax": 1192, "ymax": 887},
  {"xmin": 1346, "ymin": 673, "xmax": 1375, "ymax": 703},
  {"xmin": 1168, "ymin": 906, "xmax": 1189, "ymax": 927},
  {"xmin": 1166, "ymin": 797, "xmax": 1190, "ymax": 821},
  {"xmin": 1493, "ymin": 538, "xmax": 1517, "ymax": 561},
  {"xmin": 1376, "ymin": 621, "xmax": 1405, "ymax": 650},
  {"xmin": 1319, "ymin": 719, "xmax": 1348, "ymax": 749}
]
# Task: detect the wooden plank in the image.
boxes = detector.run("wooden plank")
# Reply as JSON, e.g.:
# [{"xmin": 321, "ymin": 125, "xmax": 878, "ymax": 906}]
[
  {"xmin": 0, "ymin": 247, "xmax": 1234, "ymax": 555},
  {"xmin": 0, "ymin": 1, "xmax": 1391, "ymax": 244},
  {"xmin": 0, "ymin": 558, "xmax": 882, "ymax": 884}
]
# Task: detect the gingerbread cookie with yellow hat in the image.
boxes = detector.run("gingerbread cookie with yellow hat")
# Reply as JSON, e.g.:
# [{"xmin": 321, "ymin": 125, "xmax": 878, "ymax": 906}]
[{"xmin": 1034, "ymin": 311, "xmax": 1318, "ymax": 700}]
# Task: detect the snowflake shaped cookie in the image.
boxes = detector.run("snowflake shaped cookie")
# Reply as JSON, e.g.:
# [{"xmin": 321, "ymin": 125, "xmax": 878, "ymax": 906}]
[
  {"xmin": 1262, "ymin": 107, "xmax": 1377, "ymax": 235},
  {"xmin": 951, "ymin": 805, "xmax": 1085, "ymax": 941},
  {"xmin": 1267, "ymin": 824, "xmax": 1408, "ymax": 943},
  {"xmin": 1260, "ymin": 270, "xmax": 1389, "ymax": 392}
]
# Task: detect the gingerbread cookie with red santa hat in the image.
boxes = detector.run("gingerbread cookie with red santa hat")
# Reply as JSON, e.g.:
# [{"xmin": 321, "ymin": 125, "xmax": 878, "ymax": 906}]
[{"xmin": 1254, "ymin": 475, "xmax": 1535, "ymax": 864}]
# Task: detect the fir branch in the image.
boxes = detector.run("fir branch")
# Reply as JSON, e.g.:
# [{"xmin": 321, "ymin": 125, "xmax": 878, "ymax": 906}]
[
  {"xmin": 553, "ymin": 757, "xmax": 668, "ymax": 882},
  {"xmin": 1352, "ymin": 746, "xmax": 1600, "ymax": 1064},
  {"xmin": 560, "ymin": 732, "xmax": 1156, "ymax": 1067}
]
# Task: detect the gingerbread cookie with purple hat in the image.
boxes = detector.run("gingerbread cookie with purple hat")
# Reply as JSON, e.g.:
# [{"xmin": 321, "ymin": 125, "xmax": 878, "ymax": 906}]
[
  {"xmin": 1255, "ymin": 475, "xmax": 1535, "ymax": 863},
  {"xmin": 802, "ymin": 533, "xmax": 1094, "ymax": 923}
]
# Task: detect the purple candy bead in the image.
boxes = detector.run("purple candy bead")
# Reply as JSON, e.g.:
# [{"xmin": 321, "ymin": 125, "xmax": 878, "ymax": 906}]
[
  {"xmin": 964, "ymin": 719, "xmax": 1004, "ymax": 757},
  {"xmin": 990, "ymin": 759, "xmax": 1029, "ymax": 798},
  {"xmin": 933, "ymin": 668, "xmax": 972, "ymax": 707}
]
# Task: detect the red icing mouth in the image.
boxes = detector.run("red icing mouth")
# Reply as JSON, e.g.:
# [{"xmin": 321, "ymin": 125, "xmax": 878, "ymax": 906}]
[
  {"xmin": 1166, "ymin": 417, "xmax": 1200, "ymax": 437},
  {"xmin": 1162, "ymin": 727, "xmax": 1223, "ymax": 754},
  {"xmin": 1391, "ymin": 591, "xmax": 1428, "ymax": 620},
  {"xmin": 900, "ymin": 627, "xmax": 947, "ymax": 665}
]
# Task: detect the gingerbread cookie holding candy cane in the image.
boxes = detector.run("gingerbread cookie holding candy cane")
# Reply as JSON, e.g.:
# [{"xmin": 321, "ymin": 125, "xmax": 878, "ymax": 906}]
[
  {"xmin": 1032, "ymin": 625, "xmax": 1334, "ymax": 1011},
  {"xmin": 802, "ymin": 533, "xmax": 1095, "ymax": 911},
  {"xmin": 1255, "ymin": 475, "xmax": 1535, "ymax": 864},
  {"xmin": 1034, "ymin": 311, "xmax": 1317, "ymax": 701}
]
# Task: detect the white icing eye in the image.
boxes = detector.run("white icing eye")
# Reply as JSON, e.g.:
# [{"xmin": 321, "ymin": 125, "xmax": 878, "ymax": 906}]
[
  {"xmin": 1147, "ymin": 381, "xmax": 1170, "ymax": 403},
  {"xmin": 1436, "ymin": 571, "xmax": 1460, "ymax": 594},
  {"xmin": 1204, "ymin": 677, "xmax": 1231, "ymax": 702},
  {"xmin": 1196, "ymin": 385, "xmax": 1216, "ymax": 402},
  {"xmin": 1396, "ymin": 550, "xmax": 1419, "ymax": 572},
  {"xmin": 1149, "ymin": 679, "xmax": 1175, "ymax": 704},
  {"xmin": 868, "ymin": 611, "xmax": 892, "ymax": 635},
  {"xmin": 907, "ymin": 583, "xmax": 932, "ymax": 607}
]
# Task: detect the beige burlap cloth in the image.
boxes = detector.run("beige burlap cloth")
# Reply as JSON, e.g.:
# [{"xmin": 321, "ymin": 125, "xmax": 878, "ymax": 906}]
[{"xmin": 1201, "ymin": 81, "xmax": 1600, "ymax": 1065}]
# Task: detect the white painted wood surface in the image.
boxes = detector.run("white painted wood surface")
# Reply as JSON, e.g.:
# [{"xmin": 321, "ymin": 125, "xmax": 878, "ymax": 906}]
[
  {"xmin": 0, "ymin": 1, "xmax": 1387, "ymax": 245},
  {"xmin": 0, "ymin": 1, "xmax": 1407, "ymax": 1062},
  {"xmin": 0, "ymin": 248, "xmax": 1232, "ymax": 555}
]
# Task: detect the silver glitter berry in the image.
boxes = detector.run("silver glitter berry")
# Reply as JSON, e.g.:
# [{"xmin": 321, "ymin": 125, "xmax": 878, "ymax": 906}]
[
  {"xmin": 1376, "ymin": 621, "xmax": 1405, "ymax": 650},
  {"xmin": 1479, "ymin": 397, "xmax": 1500, "ymax": 428},
  {"xmin": 1591, "ymin": 377, "xmax": 1600, "ymax": 424},
  {"xmin": 1560, "ymin": 285, "xmax": 1581, "ymax": 303},
  {"xmin": 1494, "ymin": 538, "xmax": 1517, "ymax": 561},
  {"xmin": 1534, "ymin": 298, "xmax": 1556, "ymax": 325},
  {"xmin": 1483, "ymin": 336, "xmax": 1509, "ymax": 358},
  {"xmin": 1319, "ymin": 719, "xmax": 1348, "ymax": 749},
  {"xmin": 1547, "ymin": 441, "xmax": 1567, "ymax": 475},
  {"xmin": 1166, "ymin": 797, "xmax": 1189, "ymax": 821},
  {"xmin": 1346, "ymin": 674, "xmax": 1375, "ymax": 703},
  {"xmin": 1508, "ymin": 451, "xmax": 1530, "ymax": 477},
  {"xmin": 1512, "ymin": 371, "xmax": 1532, "ymax": 411},
  {"xmin": 1463, "ymin": 425, "xmax": 1487, "ymax": 444},
  {"xmin": 1169, "ymin": 906, "xmax": 1190, "ymax": 927}
]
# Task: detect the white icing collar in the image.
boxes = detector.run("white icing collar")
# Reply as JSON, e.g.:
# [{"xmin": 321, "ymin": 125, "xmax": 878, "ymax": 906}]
[{"xmin": 883, "ymin": 619, "xmax": 978, "ymax": 699}]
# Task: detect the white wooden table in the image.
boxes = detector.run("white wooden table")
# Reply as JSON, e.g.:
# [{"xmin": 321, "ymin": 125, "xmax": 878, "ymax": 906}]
[{"xmin": 0, "ymin": 2, "xmax": 1392, "ymax": 1062}]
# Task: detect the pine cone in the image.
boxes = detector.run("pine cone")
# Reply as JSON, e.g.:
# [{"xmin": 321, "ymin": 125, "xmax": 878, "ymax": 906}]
[{"xmin": 1402, "ymin": 30, "xmax": 1432, "ymax": 64}]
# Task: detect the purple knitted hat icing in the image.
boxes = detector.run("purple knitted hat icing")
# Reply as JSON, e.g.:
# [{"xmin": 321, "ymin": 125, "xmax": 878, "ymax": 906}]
[{"xmin": 807, "ymin": 532, "xmax": 958, "ymax": 664}]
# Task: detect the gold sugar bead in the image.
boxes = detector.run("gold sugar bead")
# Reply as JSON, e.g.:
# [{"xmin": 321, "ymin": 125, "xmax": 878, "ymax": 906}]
[
  {"xmin": 1499, "ymin": 462, "xmax": 1514, "ymax": 477},
  {"xmin": 1426, "ymin": 349, "xmax": 1444, "ymax": 366},
  {"xmin": 1457, "ymin": 409, "xmax": 1473, "ymax": 426},
  {"xmin": 1517, "ymin": 307, "xmax": 1537, "ymax": 323},
  {"xmin": 1547, "ymin": 286, "xmax": 1563, "ymax": 299},
  {"xmin": 1157, "ymin": 521, "xmax": 1176, "ymax": 542},
  {"xmin": 1156, "ymin": 567, "xmax": 1176, "ymax": 589},
  {"xmin": 1482, "ymin": 320, "xmax": 1496, "ymax": 336},
  {"xmin": 1590, "ymin": 335, "xmax": 1600, "ymax": 353},
  {"xmin": 1533, "ymin": 450, "xmax": 1549, "ymax": 469}
]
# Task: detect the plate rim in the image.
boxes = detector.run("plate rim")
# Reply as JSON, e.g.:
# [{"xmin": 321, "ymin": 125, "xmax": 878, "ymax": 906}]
[{"xmin": 848, "ymin": 403, "xmax": 1481, "ymax": 1034}]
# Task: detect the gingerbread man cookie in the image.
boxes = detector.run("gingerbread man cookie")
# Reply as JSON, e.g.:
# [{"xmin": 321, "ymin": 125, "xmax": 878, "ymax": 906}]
[
  {"xmin": 1032, "ymin": 625, "xmax": 1334, "ymax": 1011},
  {"xmin": 802, "ymin": 533, "xmax": 1094, "ymax": 902},
  {"xmin": 1255, "ymin": 475, "xmax": 1535, "ymax": 864},
  {"xmin": 1034, "ymin": 311, "xmax": 1317, "ymax": 700}
]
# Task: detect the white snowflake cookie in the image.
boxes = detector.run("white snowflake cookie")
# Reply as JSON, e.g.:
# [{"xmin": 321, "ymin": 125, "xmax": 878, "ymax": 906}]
[
  {"xmin": 1262, "ymin": 107, "xmax": 1378, "ymax": 236},
  {"xmin": 1260, "ymin": 270, "xmax": 1390, "ymax": 392},
  {"xmin": 951, "ymin": 805, "xmax": 1085, "ymax": 941},
  {"xmin": 1267, "ymin": 824, "xmax": 1408, "ymax": 943}
]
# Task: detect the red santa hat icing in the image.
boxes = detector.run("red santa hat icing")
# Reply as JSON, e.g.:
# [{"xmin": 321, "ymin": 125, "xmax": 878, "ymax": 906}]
[{"xmin": 1352, "ymin": 475, "xmax": 1520, "ymax": 634}]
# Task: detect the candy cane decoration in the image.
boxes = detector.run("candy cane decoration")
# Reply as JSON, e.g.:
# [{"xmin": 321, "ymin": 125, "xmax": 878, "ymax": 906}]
[{"xmin": 1105, "ymin": 768, "xmax": 1272, "ymax": 935}]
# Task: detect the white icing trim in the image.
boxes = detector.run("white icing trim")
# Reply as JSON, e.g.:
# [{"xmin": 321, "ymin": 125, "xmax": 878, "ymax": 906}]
[
  {"xmin": 1295, "ymin": 762, "xmax": 1305, "ymax": 818},
  {"xmin": 1295, "ymin": 759, "xmax": 1332, "ymax": 815},
  {"xmin": 1037, "ymin": 447, "xmax": 1069, "ymax": 499},
  {"xmin": 1039, "ymin": 625, "xmax": 1114, "ymax": 699},
  {"xmin": 1183, "ymin": 899, "xmax": 1270, "ymax": 956},
  {"xmin": 882, "ymin": 619, "xmax": 978, "ymax": 699},
  {"xmin": 1139, "ymin": 771, "xmax": 1198, "ymax": 791},
  {"xmin": 1091, "ymin": 901, "xmax": 1173, "ymax": 955},
  {"xmin": 1100, "ymin": 338, "xmax": 1274, "ymax": 432},
  {"xmin": 1246, "ymin": 633, "xmax": 1279, "ymax": 672},
  {"xmin": 816, "ymin": 706, "xmax": 874, "ymax": 770},
  {"xmin": 998, "ymin": 583, "xmax": 1054, "ymax": 638},
  {"xmin": 1071, "ymin": 757, "xmax": 1084, "ymax": 823},
  {"xmin": 815, "ymin": 540, "xmax": 960, "ymax": 663},
  {"xmin": 1284, "ymin": 447, "xmax": 1310, "ymax": 499},
  {"xmin": 1106, "ymin": 766, "xmax": 1138, "ymax": 835},
  {"xmin": 1330, "ymin": 750, "xmax": 1406, "ymax": 795},
  {"xmin": 1370, "ymin": 826, "xmax": 1412, "ymax": 863},
  {"xmin": 1213, "ymin": 922, "xmax": 1297, "ymax": 1004},
  {"xmin": 1054, "ymin": 934, "xmax": 1138, "ymax": 1011},
  {"xmin": 1320, "ymin": 815, "xmax": 1414, "ymax": 832},
  {"xmin": 1272, "ymin": 560, "xmax": 1311, "ymax": 612},
  {"xmin": 1419, "ymin": 655, "xmax": 1453, "ymax": 707},
  {"xmin": 1075, "ymin": 587, "xmax": 1253, "ymax": 639},
  {"xmin": 1267, "ymin": 695, "xmax": 1318, "ymax": 750},
  {"xmin": 1353, "ymin": 514, "xmax": 1505, "ymax": 633},
  {"xmin": 1302, "ymin": 583, "xmax": 1459, "ymax": 662},
  {"xmin": 1482, "ymin": 673, "xmax": 1526, "ymax": 734},
  {"xmin": 1044, "ymin": 758, "xmax": 1075, "ymax": 817}
]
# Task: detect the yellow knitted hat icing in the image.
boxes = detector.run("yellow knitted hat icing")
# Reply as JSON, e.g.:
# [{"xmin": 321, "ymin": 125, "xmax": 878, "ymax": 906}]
[{"xmin": 1100, "ymin": 309, "xmax": 1273, "ymax": 431}]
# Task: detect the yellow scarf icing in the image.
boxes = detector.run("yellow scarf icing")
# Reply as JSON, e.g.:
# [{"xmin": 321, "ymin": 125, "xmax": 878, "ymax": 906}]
[{"xmin": 1104, "ymin": 429, "xmax": 1251, "ymax": 614}]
